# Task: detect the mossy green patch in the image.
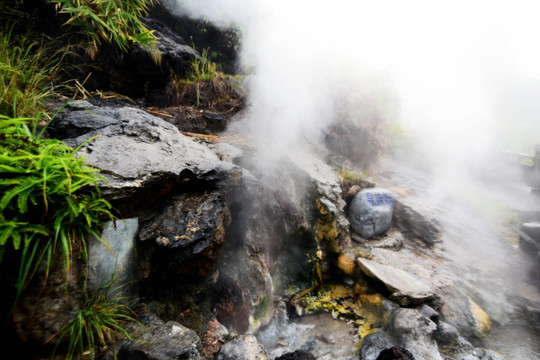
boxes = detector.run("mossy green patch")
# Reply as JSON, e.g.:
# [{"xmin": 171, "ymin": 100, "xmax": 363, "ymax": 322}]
[
  {"xmin": 469, "ymin": 297, "xmax": 491, "ymax": 338},
  {"xmin": 253, "ymin": 295, "xmax": 270, "ymax": 321},
  {"xmin": 314, "ymin": 198, "xmax": 339, "ymax": 253}
]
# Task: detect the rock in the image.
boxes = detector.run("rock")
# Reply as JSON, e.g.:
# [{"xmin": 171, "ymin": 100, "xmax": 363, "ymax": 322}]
[
  {"xmin": 49, "ymin": 101, "xmax": 229, "ymax": 200},
  {"xmin": 392, "ymin": 202, "xmax": 441, "ymax": 246},
  {"xmin": 216, "ymin": 335, "xmax": 268, "ymax": 360},
  {"xmin": 520, "ymin": 222, "xmax": 540, "ymax": 241},
  {"xmin": 85, "ymin": 17, "xmax": 198, "ymax": 106},
  {"xmin": 203, "ymin": 111, "xmax": 228, "ymax": 132},
  {"xmin": 518, "ymin": 222, "xmax": 540, "ymax": 288},
  {"xmin": 12, "ymin": 293, "xmax": 76, "ymax": 347},
  {"xmin": 210, "ymin": 142, "xmax": 244, "ymax": 163},
  {"xmin": 349, "ymin": 188, "xmax": 395, "ymax": 239},
  {"xmin": 357, "ymin": 258, "xmax": 435, "ymax": 305},
  {"xmin": 288, "ymin": 150, "xmax": 351, "ymax": 255},
  {"xmin": 359, "ymin": 330, "xmax": 396, "ymax": 360},
  {"xmin": 275, "ymin": 349, "xmax": 316, "ymax": 360},
  {"xmin": 434, "ymin": 321, "xmax": 460, "ymax": 345},
  {"xmin": 388, "ymin": 308, "xmax": 443, "ymax": 360},
  {"xmin": 88, "ymin": 218, "xmax": 139, "ymax": 300},
  {"xmin": 138, "ymin": 189, "xmax": 230, "ymax": 278},
  {"xmin": 215, "ymin": 179, "xmax": 280, "ymax": 334},
  {"xmin": 210, "ymin": 152, "xmax": 351, "ymax": 334},
  {"xmin": 419, "ymin": 305, "xmax": 439, "ymax": 324},
  {"xmin": 11, "ymin": 255, "xmax": 83, "ymax": 349},
  {"xmin": 462, "ymin": 276, "xmax": 511, "ymax": 327},
  {"xmin": 376, "ymin": 346, "xmax": 416, "ymax": 360},
  {"xmin": 469, "ymin": 298, "xmax": 491, "ymax": 338},
  {"xmin": 323, "ymin": 113, "xmax": 385, "ymax": 169},
  {"xmin": 438, "ymin": 286, "xmax": 492, "ymax": 340},
  {"xmin": 117, "ymin": 319, "xmax": 202, "ymax": 360},
  {"xmin": 337, "ymin": 252, "xmax": 356, "ymax": 276},
  {"xmin": 201, "ymin": 319, "xmax": 230, "ymax": 360},
  {"xmin": 134, "ymin": 17, "xmax": 199, "ymax": 78},
  {"xmin": 461, "ymin": 348, "xmax": 505, "ymax": 360},
  {"xmin": 524, "ymin": 305, "xmax": 540, "ymax": 329},
  {"xmin": 370, "ymin": 230, "xmax": 405, "ymax": 250},
  {"xmin": 519, "ymin": 222, "xmax": 540, "ymax": 255}
]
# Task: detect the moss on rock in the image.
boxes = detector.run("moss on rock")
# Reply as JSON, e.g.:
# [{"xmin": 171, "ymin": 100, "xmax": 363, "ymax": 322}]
[{"xmin": 469, "ymin": 297, "xmax": 491, "ymax": 338}]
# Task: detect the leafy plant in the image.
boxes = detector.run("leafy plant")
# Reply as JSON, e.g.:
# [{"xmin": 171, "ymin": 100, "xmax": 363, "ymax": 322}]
[
  {"xmin": 0, "ymin": 27, "xmax": 65, "ymax": 118},
  {"xmin": 0, "ymin": 115, "xmax": 116, "ymax": 302},
  {"xmin": 172, "ymin": 47, "xmax": 244, "ymax": 111},
  {"xmin": 50, "ymin": 0, "xmax": 159, "ymax": 60},
  {"xmin": 186, "ymin": 48, "xmax": 221, "ymax": 83},
  {"xmin": 53, "ymin": 276, "xmax": 139, "ymax": 359},
  {"xmin": 337, "ymin": 167, "xmax": 368, "ymax": 183}
]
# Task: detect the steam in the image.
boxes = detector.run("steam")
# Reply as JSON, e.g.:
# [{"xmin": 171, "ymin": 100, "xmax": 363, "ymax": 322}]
[
  {"xmin": 169, "ymin": 0, "xmax": 540, "ymax": 184},
  {"xmin": 167, "ymin": 2, "xmax": 540, "ymax": 352}
]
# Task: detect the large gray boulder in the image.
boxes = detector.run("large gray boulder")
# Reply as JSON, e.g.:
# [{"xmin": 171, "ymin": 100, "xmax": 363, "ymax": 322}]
[
  {"xmin": 349, "ymin": 188, "xmax": 395, "ymax": 239},
  {"xmin": 49, "ymin": 100, "xmax": 232, "ymax": 200},
  {"xmin": 138, "ymin": 189, "xmax": 231, "ymax": 279}
]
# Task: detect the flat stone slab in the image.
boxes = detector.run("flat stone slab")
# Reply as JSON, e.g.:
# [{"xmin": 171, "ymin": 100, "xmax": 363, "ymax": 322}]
[
  {"xmin": 357, "ymin": 258, "xmax": 435, "ymax": 305},
  {"xmin": 50, "ymin": 101, "xmax": 234, "ymax": 199}
]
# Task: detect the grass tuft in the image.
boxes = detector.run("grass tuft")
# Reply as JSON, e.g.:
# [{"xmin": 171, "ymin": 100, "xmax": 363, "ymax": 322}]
[
  {"xmin": 0, "ymin": 27, "xmax": 65, "ymax": 118},
  {"xmin": 171, "ymin": 48, "xmax": 245, "ymax": 112},
  {"xmin": 53, "ymin": 275, "xmax": 139, "ymax": 359}
]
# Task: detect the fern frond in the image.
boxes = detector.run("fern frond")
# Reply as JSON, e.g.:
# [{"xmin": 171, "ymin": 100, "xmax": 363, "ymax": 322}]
[{"xmin": 0, "ymin": 176, "xmax": 42, "ymax": 212}]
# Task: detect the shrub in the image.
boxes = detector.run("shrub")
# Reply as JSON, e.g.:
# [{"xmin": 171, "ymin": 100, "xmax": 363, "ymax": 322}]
[
  {"xmin": 0, "ymin": 115, "xmax": 116, "ymax": 302},
  {"xmin": 172, "ymin": 48, "xmax": 245, "ymax": 112},
  {"xmin": 50, "ymin": 0, "xmax": 159, "ymax": 59}
]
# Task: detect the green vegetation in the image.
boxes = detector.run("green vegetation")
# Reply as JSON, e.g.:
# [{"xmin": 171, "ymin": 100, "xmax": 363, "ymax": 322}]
[
  {"xmin": 172, "ymin": 47, "xmax": 244, "ymax": 111},
  {"xmin": 0, "ymin": 6, "xmax": 141, "ymax": 358},
  {"xmin": 0, "ymin": 27, "xmax": 64, "ymax": 118},
  {"xmin": 50, "ymin": 0, "xmax": 159, "ymax": 60},
  {"xmin": 54, "ymin": 276, "xmax": 139, "ymax": 359},
  {"xmin": 337, "ymin": 167, "xmax": 368, "ymax": 183},
  {"xmin": 252, "ymin": 295, "xmax": 270, "ymax": 321},
  {"xmin": 0, "ymin": 115, "xmax": 116, "ymax": 302},
  {"xmin": 187, "ymin": 48, "xmax": 222, "ymax": 83}
]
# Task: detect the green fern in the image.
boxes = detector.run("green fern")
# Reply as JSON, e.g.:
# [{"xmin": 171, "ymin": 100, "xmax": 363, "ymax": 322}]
[{"xmin": 0, "ymin": 114, "xmax": 116, "ymax": 302}]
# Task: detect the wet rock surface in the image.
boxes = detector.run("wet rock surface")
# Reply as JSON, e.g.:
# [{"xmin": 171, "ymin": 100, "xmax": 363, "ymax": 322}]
[
  {"xmin": 48, "ymin": 100, "xmax": 226, "ymax": 200},
  {"xmin": 387, "ymin": 308, "xmax": 442, "ymax": 360},
  {"xmin": 392, "ymin": 201, "xmax": 441, "ymax": 246},
  {"xmin": 12, "ymin": 96, "xmax": 540, "ymax": 360},
  {"xmin": 359, "ymin": 331, "xmax": 395, "ymax": 360},
  {"xmin": 357, "ymin": 258, "xmax": 435, "ymax": 306},
  {"xmin": 349, "ymin": 188, "xmax": 395, "ymax": 239},
  {"xmin": 139, "ymin": 189, "xmax": 230, "ymax": 278},
  {"xmin": 216, "ymin": 335, "xmax": 268, "ymax": 360},
  {"xmin": 116, "ymin": 314, "xmax": 202, "ymax": 360}
]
